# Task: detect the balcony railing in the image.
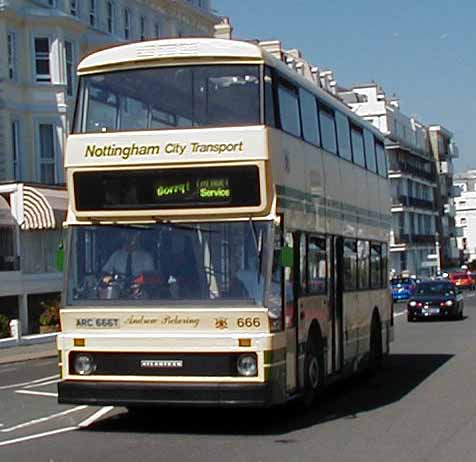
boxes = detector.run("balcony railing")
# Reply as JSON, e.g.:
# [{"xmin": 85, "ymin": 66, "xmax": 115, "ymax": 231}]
[
  {"xmin": 388, "ymin": 161, "xmax": 436, "ymax": 182},
  {"xmin": 393, "ymin": 234, "xmax": 436, "ymax": 245},
  {"xmin": 393, "ymin": 195, "xmax": 435, "ymax": 210}
]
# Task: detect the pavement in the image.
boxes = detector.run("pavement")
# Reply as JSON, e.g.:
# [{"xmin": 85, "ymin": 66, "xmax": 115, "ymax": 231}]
[{"xmin": 0, "ymin": 337, "xmax": 57, "ymax": 365}]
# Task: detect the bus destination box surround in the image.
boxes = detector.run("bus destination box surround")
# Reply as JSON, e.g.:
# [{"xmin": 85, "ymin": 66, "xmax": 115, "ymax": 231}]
[{"xmin": 74, "ymin": 165, "xmax": 261, "ymax": 211}]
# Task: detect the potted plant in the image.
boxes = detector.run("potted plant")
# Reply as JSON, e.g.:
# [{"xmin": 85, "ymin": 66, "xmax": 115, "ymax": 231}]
[{"xmin": 39, "ymin": 300, "xmax": 61, "ymax": 334}]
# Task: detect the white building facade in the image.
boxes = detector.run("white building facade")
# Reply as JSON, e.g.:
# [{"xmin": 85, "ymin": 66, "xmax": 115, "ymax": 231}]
[
  {"xmin": 339, "ymin": 84, "xmax": 441, "ymax": 277},
  {"xmin": 0, "ymin": 0, "xmax": 218, "ymax": 336},
  {"xmin": 454, "ymin": 171, "xmax": 476, "ymax": 263}
]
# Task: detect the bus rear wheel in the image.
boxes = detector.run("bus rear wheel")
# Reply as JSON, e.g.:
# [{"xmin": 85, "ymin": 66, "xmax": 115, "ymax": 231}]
[{"xmin": 302, "ymin": 334, "xmax": 324, "ymax": 407}]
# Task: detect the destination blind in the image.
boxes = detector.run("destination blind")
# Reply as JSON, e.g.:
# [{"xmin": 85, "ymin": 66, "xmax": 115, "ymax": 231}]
[{"xmin": 73, "ymin": 165, "xmax": 261, "ymax": 211}]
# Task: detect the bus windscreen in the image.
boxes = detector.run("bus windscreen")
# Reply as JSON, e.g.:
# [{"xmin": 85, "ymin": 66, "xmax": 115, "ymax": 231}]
[{"xmin": 73, "ymin": 166, "xmax": 261, "ymax": 211}]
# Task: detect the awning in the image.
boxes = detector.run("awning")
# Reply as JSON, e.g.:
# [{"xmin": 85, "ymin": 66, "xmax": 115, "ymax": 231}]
[
  {"xmin": 0, "ymin": 195, "xmax": 15, "ymax": 226},
  {"xmin": 21, "ymin": 186, "xmax": 67, "ymax": 230}
]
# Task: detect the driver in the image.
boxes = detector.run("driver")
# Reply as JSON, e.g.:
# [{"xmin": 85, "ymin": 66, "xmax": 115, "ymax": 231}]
[{"xmin": 102, "ymin": 231, "xmax": 154, "ymax": 283}]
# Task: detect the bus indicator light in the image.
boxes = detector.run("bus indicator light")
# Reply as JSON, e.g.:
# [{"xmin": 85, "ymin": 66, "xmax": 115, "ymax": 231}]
[{"xmin": 239, "ymin": 338, "xmax": 252, "ymax": 347}]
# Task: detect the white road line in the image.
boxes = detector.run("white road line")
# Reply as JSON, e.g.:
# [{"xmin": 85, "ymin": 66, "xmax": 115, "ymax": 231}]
[
  {"xmin": 0, "ymin": 374, "xmax": 59, "ymax": 391},
  {"xmin": 78, "ymin": 406, "xmax": 114, "ymax": 428},
  {"xmin": 394, "ymin": 311, "xmax": 407, "ymax": 318},
  {"xmin": 0, "ymin": 426, "xmax": 78, "ymax": 448},
  {"xmin": 0, "ymin": 406, "xmax": 87, "ymax": 433},
  {"xmin": 15, "ymin": 390, "xmax": 58, "ymax": 398},
  {"xmin": 23, "ymin": 378, "xmax": 60, "ymax": 389}
]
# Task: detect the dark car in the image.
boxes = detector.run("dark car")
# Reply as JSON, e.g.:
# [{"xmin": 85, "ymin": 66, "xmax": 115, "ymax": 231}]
[
  {"xmin": 391, "ymin": 277, "xmax": 417, "ymax": 302},
  {"xmin": 407, "ymin": 280, "xmax": 464, "ymax": 322}
]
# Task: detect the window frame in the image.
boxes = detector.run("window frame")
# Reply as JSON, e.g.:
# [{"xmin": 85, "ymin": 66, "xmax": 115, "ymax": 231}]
[
  {"xmin": 335, "ymin": 110, "xmax": 352, "ymax": 161},
  {"xmin": 276, "ymin": 77, "xmax": 302, "ymax": 138},
  {"xmin": 318, "ymin": 102, "xmax": 338, "ymax": 155},
  {"xmin": 307, "ymin": 234, "xmax": 327, "ymax": 295},
  {"xmin": 343, "ymin": 238, "xmax": 358, "ymax": 291},
  {"xmin": 140, "ymin": 15, "xmax": 147, "ymax": 41},
  {"xmin": 106, "ymin": 1, "xmax": 115, "ymax": 34},
  {"xmin": 89, "ymin": 0, "xmax": 96, "ymax": 27},
  {"xmin": 375, "ymin": 140, "xmax": 388, "ymax": 177},
  {"xmin": 70, "ymin": 0, "xmax": 78, "ymax": 16},
  {"xmin": 350, "ymin": 123, "xmax": 366, "ymax": 168},
  {"xmin": 65, "ymin": 40, "xmax": 75, "ymax": 97},
  {"xmin": 357, "ymin": 240, "xmax": 370, "ymax": 290},
  {"xmin": 11, "ymin": 120, "xmax": 21, "ymax": 181},
  {"xmin": 298, "ymin": 88, "xmax": 320, "ymax": 146},
  {"xmin": 7, "ymin": 31, "xmax": 17, "ymax": 81},
  {"xmin": 33, "ymin": 36, "xmax": 51, "ymax": 84},
  {"xmin": 123, "ymin": 8, "xmax": 131, "ymax": 40},
  {"xmin": 37, "ymin": 122, "xmax": 59, "ymax": 184},
  {"xmin": 364, "ymin": 129, "xmax": 377, "ymax": 173}
]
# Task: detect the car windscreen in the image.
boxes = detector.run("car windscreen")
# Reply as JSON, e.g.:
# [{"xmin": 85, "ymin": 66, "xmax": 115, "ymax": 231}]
[
  {"xmin": 415, "ymin": 283, "xmax": 455, "ymax": 296},
  {"xmin": 391, "ymin": 278, "xmax": 413, "ymax": 286}
]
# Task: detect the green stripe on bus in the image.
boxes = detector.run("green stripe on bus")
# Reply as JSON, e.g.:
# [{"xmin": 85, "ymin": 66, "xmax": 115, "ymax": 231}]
[{"xmin": 264, "ymin": 348, "xmax": 286, "ymax": 365}]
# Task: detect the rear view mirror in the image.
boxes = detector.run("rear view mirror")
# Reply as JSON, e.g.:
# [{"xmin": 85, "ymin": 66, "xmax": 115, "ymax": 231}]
[{"xmin": 280, "ymin": 245, "xmax": 293, "ymax": 268}]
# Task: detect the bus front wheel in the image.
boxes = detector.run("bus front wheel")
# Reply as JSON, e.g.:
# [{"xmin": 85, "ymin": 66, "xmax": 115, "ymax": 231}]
[{"xmin": 302, "ymin": 333, "xmax": 324, "ymax": 407}]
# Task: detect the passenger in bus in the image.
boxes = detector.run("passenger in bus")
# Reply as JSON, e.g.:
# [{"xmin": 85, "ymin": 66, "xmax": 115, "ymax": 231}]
[
  {"xmin": 233, "ymin": 254, "xmax": 264, "ymax": 302},
  {"xmin": 101, "ymin": 231, "xmax": 154, "ymax": 282}
]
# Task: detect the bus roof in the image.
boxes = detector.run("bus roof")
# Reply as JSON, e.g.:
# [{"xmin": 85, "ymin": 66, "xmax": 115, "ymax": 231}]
[{"xmin": 78, "ymin": 38, "xmax": 265, "ymax": 73}]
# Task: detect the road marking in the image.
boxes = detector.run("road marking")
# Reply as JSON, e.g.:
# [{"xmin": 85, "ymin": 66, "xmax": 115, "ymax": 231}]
[
  {"xmin": 0, "ymin": 426, "xmax": 78, "ymax": 448},
  {"xmin": 15, "ymin": 390, "xmax": 58, "ymax": 398},
  {"xmin": 23, "ymin": 378, "xmax": 60, "ymax": 389},
  {"xmin": 0, "ymin": 406, "xmax": 87, "ymax": 433},
  {"xmin": 394, "ymin": 311, "xmax": 406, "ymax": 318},
  {"xmin": 78, "ymin": 406, "xmax": 114, "ymax": 428},
  {"xmin": 0, "ymin": 374, "xmax": 59, "ymax": 391}
]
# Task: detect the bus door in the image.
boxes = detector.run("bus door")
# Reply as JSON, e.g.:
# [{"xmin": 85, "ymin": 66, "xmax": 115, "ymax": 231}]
[
  {"xmin": 330, "ymin": 236, "xmax": 344, "ymax": 373},
  {"xmin": 282, "ymin": 231, "xmax": 298, "ymax": 393}
]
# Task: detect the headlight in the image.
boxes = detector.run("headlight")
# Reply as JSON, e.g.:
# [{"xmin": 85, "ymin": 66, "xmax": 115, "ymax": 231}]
[
  {"xmin": 445, "ymin": 300, "xmax": 454, "ymax": 307},
  {"xmin": 409, "ymin": 301, "xmax": 417, "ymax": 307},
  {"xmin": 237, "ymin": 354, "xmax": 257, "ymax": 377},
  {"xmin": 73, "ymin": 353, "xmax": 96, "ymax": 375}
]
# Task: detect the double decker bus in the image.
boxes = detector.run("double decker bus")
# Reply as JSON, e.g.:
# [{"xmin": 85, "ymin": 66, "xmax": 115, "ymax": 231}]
[{"xmin": 57, "ymin": 38, "xmax": 393, "ymax": 408}]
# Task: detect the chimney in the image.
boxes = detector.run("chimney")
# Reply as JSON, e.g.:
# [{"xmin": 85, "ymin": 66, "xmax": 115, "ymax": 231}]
[{"xmin": 214, "ymin": 17, "xmax": 233, "ymax": 40}]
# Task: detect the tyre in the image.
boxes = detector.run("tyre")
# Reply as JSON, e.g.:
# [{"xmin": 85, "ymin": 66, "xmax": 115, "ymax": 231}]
[
  {"xmin": 368, "ymin": 314, "xmax": 383, "ymax": 374},
  {"xmin": 407, "ymin": 314, "xmax": 413, "ymax": 322},
  {"xmin": 302, "ymin": 333, "xmax": 324, "ymax": 407}
]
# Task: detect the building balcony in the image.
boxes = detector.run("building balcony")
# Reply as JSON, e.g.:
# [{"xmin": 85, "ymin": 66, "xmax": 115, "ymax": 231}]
[
  {"xmin": 388, "ymin": 161, "xmax": 436, "ymax": 182},
  {"xmin": 393, "ymin": 195, "xmax": 435, "ymax": 210},
  {"xmin": 393, "ymin": 234, "xmax": 436, "ymax": 245}
]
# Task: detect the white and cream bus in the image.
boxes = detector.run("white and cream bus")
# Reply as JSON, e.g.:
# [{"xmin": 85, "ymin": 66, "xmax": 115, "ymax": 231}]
[{"xmin": 57, "ymin": 38, "xmax": 393, "ymax": 408}]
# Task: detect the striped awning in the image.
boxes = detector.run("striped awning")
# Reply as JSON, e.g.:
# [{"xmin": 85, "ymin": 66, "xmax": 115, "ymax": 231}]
[{"xmin": 21, "ymin": 186, "xmax": 59, "ymax": 230}]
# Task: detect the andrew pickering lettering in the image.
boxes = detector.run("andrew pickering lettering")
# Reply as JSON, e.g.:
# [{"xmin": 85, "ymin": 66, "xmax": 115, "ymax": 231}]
[{"xmin": 85, "ymin": 143, "xmax": 161, "ymax": 160}]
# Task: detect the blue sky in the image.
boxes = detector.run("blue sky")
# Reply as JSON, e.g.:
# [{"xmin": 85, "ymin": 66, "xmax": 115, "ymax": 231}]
[{"xmin": 213, "ymin": 0, "xmax": 476, "ymax": 172}]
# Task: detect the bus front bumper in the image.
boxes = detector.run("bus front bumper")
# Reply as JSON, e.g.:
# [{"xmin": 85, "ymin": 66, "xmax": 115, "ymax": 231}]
[{"xmin": 58, "ymin": 380, "xmax": 278, "ymax": 408}]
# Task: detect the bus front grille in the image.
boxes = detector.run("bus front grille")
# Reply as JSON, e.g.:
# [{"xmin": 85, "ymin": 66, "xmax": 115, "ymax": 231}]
[{"xmin": 68, "ymin": 352, "xmax": 254, "ymax": 377}]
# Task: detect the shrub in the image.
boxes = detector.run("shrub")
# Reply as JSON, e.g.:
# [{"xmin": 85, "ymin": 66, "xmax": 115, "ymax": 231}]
[
  {"xmin": 0, "ymin": 314, "xmax": 10, "ymax": 339},
  {"xmin": 39, "ymin": 301, "xmax": 60, "ymax": 327}
]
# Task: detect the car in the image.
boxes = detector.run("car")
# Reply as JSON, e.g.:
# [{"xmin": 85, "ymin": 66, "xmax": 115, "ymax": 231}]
[
  {"xmin": 450, "ymin": 272, "xmax": 475, "ymax": 290},
  {"xmin": 407, "ymin": 280, "xmax": 464, "ymax": 321},
  {"xmin": 390, "ymin": 277, "xmax": 417, "ymax": 302}
]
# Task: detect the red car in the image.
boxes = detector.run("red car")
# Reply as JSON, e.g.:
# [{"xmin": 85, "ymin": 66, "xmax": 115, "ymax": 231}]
[{"xmin": 450, "ymin": 272, "xmax": 475, "ymax": 290}]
